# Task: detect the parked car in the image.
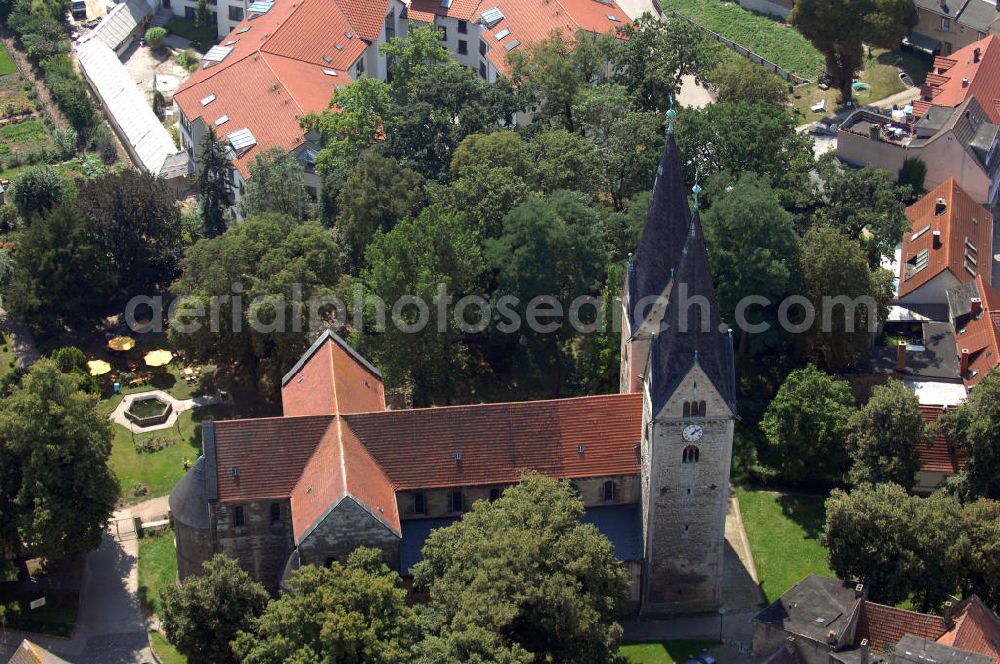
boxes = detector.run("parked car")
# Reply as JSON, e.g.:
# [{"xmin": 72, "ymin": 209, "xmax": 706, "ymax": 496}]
[
  {"xmin": 899, "ymin": 71, "xmax": 915, "ymax": 87},
  {"xmin": 71, "ymin": 0, "xmax": 87, "ymax": 20}
]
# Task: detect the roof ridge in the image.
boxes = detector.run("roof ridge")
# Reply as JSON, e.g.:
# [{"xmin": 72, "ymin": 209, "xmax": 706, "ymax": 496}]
[
  {"xmin": 342, "ymin": 391, "xmax": 642, "ymax": 418},
  {"xmin": 213, "ymin": 413, "xmax": 335, "ymax": 426},
  {"xmin": 256, "ymin": 53, "xmax": 307, "ymax": 116}
]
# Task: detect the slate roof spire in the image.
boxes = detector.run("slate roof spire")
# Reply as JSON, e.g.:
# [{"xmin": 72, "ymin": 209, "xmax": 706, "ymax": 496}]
[{"xmin": 626, "ymin": 117, "xmax": 692, "ymax": 334}]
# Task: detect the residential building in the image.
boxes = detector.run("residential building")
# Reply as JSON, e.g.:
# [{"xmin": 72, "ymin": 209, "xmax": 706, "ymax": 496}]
[
  {"xmin": 914, "ymin": 36, "xmax": 1000, "ymax": 121},
  {"xmin": 897, "ymin": 178, "xmax": 992, "ymax": 304},
  {"xmin": 406, "ymin": 0, "xmax": 631, "ymax": 84},
  {"xmin": 952, "ymin": 273, "xmax": 1000, "ymax": 387},
  {"xmin": 908, "ymin": 0, "xmax": 999, "ymax": 56},
  {"xmin": 837, "ymin": 95, "xmax": 1000, "ymax": 205},
  {"xmin": 172, "ymin": 0, "xmax": 405, "ymax": 211},
  {"xmin": 751, "ymin": 575, "xmax": 1000, "ymax": 664},
  {"xmin": 170, "ymin": 125, "xmax": 738, "ymax": 614}
]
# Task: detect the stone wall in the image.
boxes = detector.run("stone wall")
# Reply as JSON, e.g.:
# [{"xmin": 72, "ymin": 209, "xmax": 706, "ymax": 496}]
[
  {"xmin": 213, "ymin": 499, "xmax": 294, "ymax": 590},
  {"xmin": 642, "ymin": 363, "xmax": 734, "ymax": 614},
  {"xmin": 174, "ymin": 519, "xmax": 216, "ymax": 581},
  {"xmin": 297, "ymin": 497, "xmax": 400, "ymax": 571}
]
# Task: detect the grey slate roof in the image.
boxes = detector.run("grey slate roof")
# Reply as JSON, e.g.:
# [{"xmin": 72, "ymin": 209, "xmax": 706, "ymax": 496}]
[
  {"xmin": 647, "ymin": 210, "xmax": 736, "ymax": 413},
  {"xmin": 890, "ymin": 635, "xmax": 993, "ymax": 664},
  {"xmin": 947, "ymin": 278, "xmax": 983, "ymax": 320},
  {"xmin": 627, "ymin": 132, "xmax": 691, "ymax": 333},
  {"xmin": 956, "ymin": 0, "xmax": 999, "ymax": 31},
  {"xmin": 754, "ymin": 575, "xmax": 864, "ymax": 645},
  {"xmin": 915, "ymin": 0, "xmax": 968, "ymax": 19},
  {"xmin": 169, "ymin": 456, "xmax": 212, "ymax": 530}
]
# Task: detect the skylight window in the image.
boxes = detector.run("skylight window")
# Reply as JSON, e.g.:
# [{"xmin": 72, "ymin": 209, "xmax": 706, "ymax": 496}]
[
  {"xmin": 214, "ymin": 114, "xmax": 230, "ymax": 126},
  {"xmin": 227, "ymin": 128, "xmax": 257, "ymax": 153},
  {"xmin": 965, "ymin": 261, "xmax": 977, "ymax": 276},
  {"xmin": 247, "ymin": 0, "xmax": 273, "ymax": 13},
  {"xmin": 966, "ymin": 237, "xmax": 978, "ymax": 253},
  {"xmin": 236, "ymin": 25, "xmax": 251, "ymax": 33},
  {"xmin": 910, "ymin": 224, "xmax": 931, "ymax": 241},
  {"xmin": 203, "ymin": 45, "xmax": 234, "ymax": 63},
  {"xmin": 199, "ymin": 93, "xmax": 217, "ymax": 106},
  {"xmin": 504, "ymin": 39, "xmax": 520, "ymax": 51},
  {"xmin": 481, "ymin": 6, "xmax": 504, "ymax": 27},
  {"xmin": 334, "ymin": 43, "xmax": 343, "ymax": 51},
  {"xmin": 441, "ymin": 0, "xmax": 452, "ymax": 7},
  {"xmin": 322, "ymin": 68, "xmax": 338, "ymax": 76},
  {"xmin": 322, "ymin": 55, "xmax": 332, "ymax": 64},
  {"xmin": 607, "ymin": 13, "xmax": 620, "ymax": 20},
  {"xmin": 224, "ymin": 39, "xmax": 238, "ymax": 45},
  {"xmin": 495, "ymin": 27, "xmax": 510, "ymax": 40},
  {"xmin": 906, "ymin": 248, "xmax": 930, "ymax": 277}
]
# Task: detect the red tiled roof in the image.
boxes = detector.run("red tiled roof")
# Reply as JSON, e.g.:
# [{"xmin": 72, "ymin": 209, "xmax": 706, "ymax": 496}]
[
  {"xmin": 898, "ymin": 178, "xmax": 993, "ymax": 299},
  {"xmin": 917, "ymin": 405, "xmax": 966, "ymax": 473},
  {"xmin": 958, "ymin": 275, "xmax": 1000, "ymax": 388},
  {"xmin": 476, "ymin": 0, "xmax": 632, "ymax": 76},
  {"xmin": 213, "ymin": 415, "xmax": 334, "ymax": 501},
  {"xmin": 281, "ymin": 332, "xmax": 385, "ymax": 418},
  {"xmin": 941, "ymin": 597, "xmax": 1000, "ymax": 662},
  {"xmin": 858, "ymin": 601, "xmax": 949, "ymax": 653},
  {"xmin": 408, "ymin": 0, "xmax": 483, "ymax": 22},
  {"xmin": 342, "ymin": 392, "xmax": 643, "ymax": 490},
  {"xmin": 918, "ymin": 36, "xmax": 1000, "ymax": 124},
  {"xmin": 173, "ymin": 0, "xmax": 387, "ymax": 177}
]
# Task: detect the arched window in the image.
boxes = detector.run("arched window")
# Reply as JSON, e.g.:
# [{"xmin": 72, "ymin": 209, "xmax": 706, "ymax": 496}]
[
  {"xmin": 682, "ymin": 445, "xmax": 700, "ymax": 463},
  {"xmin": 697, "ymin": 401, "xmax": 707, "ymax": 417},
  {"xmin": 683, "ymin": 402, "xmax": 691, "ymax": 417},
  {"xmin": 603, "ymin": 480, "xmax": 616, "ymax": 501}
]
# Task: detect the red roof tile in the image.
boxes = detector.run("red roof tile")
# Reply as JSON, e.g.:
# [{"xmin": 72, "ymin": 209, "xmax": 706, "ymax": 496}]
[
  {"xmin": 281, "ymin": 332, "xmax": 385, "ymax": 418},
  {"xmin": 941, "ymin": 597, "xmax": 1000, "ymax": 662},
  {"xmin": 958, "ymin": 275, "xmax": 1000, "ymax": 389},
  {"xmin": 917, "ymin": 405, "xmax": 966, "ymax": 473},
  {"xmin": 337, "ymin": 0, "xmax": 391, "ymax": 41},
  {"xmin": 858, "ymin": 601, "xmax": 949, "ymax": 653},
  {"xmin": 408, "ymin": 0, "xmax": 484, "ymax": 22},
  {"xmin": 899, "ymin": 178, "xmax": 993, "ymax": 299},
  {"xmin": 342, "ymin": 393, "xmax": 643, "ymax": 490},
  {"xmin": 919, "ymin": 36, "xmax": 1000, "ymax": 124},
  {"xmin": 213, "ymin": 415, "xmax": 334, "ymax": 501}
]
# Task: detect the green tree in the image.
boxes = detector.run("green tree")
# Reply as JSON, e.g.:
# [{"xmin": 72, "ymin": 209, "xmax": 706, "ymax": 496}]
[
  {"xmin": 415, "ymin": 626, "xmax": 533, "ymax": 664},
  {"xmin": 675, "ymin": 102, "xmax": 815, "ymax": 208},
  {"xmin": 760, "ymin": 365, "xmax": 854, "ymax": 484},
  {"xmin": 233, "ymin": 548, "xmax": 420, "ymax": 664},
  {"xmin": 571, "ymin": 262, "xmax": 624, "ymax": 395},
  {"xmin": 791, "ymin": 0, "xmax": 916, "ymax": 103},
  {"xmin": 611, "ymin": 14, "xmax": 719, "ymax": 113},
  {"xmin": 845, "ymin": 380, "xmax": 926, "ymax": 487},
  {"xmin": 430, "ymin": 166, "xmax": 530, "ymax": 240},
  {"xmin": 8, "ymin": 164, "xmax": 65, "ymax": 221},
  {"xmin": 161, "ymin": 555, "xmax": 269, "ymax": 664},
  {"xmin": 797, "ymin": 225, "xmax": 892, "ymax": 372},
  {"xmin": 702, "ymin": 173, "xmax": 799, "ymax": 355},
  {"xmin": 196, "ymin": 129, "xmax": 233, "ymax": 238},
  {"xmin": 413, "ymin": 474, "xmax": 628, "ymax": 664},
  {"xmin": 814, "ymin": 157, "xmax": 911, "ymax": 267},
  {"xmin": 963, "ymin": 499, "xmax": 1000, "ymax": 611},
  {"xmin": 240, "ymin": 147, "xmax": 313, "ymax": 222},
  {"xmin": 0, "ymin": 359, "xmax": 118, "ymax": 563},
  {"xmin": 379, "ymin": 25, "xmax": 451, "ymax": 93},
  {"xmin": 451, "ymin": 131, "xmax": 533, "ymax": 180},
  {"xmin": 487, "ymin": 191, "xmax": 609, "ymax": 396},
  {"xmin": 337, "ymin": 153, "xmax": 425, "ymax": 272},
  {"xmin": 908, "ymin": 491, "xmax": 970, "ymax": 611},
  {"xmin": 709, "ymin": 59, "xmax": 790, "ymax": 106},
  {"xmin": 193, "ymin": 0, "xmax": 214, "ymax": 47},
  {"xmin": 50, "ymin": 346, "xmax": 99, "ymax": 393},
  {"xmin": 898, "ymin": 157, "xmax": 926, "ymax": 197},
  {"xmin": 169, "ymin": 214, "xmax": 343, "ymax": 396},
  {"xmin": 78, "ymin": 170, "xmax": 183, "ymax": 299},
  {"xmin": 509, "ymin": 30, "xmax": 587, "ymax": 131},
  {"xmin": 824, "ymin": 483, "xmax": 921, "ymax": 605},
  {"xmin": 6, "ymin": 204, "xmax": 116, "ymax": 332},
  {"xmin": 939, "ymin": 368, "xmax": 1000, "ymax": 499},
  {"xmin": 525, "ymin": 129, "xmax": 599, "ymax": 195},
  {"xmin": 145, "ymin": 26, "xmax": 167, "ymax": 48},
  {"xmin": 356, "ymin": 205, "xmax": 483, "ymax": 406}
]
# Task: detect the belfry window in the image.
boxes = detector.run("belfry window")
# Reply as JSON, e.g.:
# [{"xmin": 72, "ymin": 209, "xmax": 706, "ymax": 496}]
[{"xmin": 682, "ymin": 445, "xmax": 700, "ymax": 463}]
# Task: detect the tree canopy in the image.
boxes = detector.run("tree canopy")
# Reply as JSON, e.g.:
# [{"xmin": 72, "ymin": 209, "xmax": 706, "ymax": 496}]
[
  {"xmin": 939, "ymin": 368, "xmax": 1000, "ymax": 500},
  {"xmin": 845, "ymin": 380, "xmax": 926, "ymax": 488},
  {"xmin": 240, "ymin": 147, "xmax": 314, "ymax": 222}
]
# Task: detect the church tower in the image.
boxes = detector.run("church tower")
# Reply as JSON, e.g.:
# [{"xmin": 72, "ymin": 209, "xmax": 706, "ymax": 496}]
[{"xmin": 623, "ymin": 111, "xmax": 737, "ymax": 614}]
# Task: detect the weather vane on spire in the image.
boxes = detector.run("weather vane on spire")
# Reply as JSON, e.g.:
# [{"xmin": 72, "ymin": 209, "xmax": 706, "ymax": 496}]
[
  {"xmin": 666, "ymin": 95, "xmax": 677, "ymax": 134},
  {"xmin": 692, "ymin": 168, "xmax": 702, "ymax": 207}
]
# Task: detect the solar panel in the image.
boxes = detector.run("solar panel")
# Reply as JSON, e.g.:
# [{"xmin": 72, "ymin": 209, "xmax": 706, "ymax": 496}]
[
  {"xmin": 199, "ymin": 93, "xmax": 217, "ymax": 106},
  {"xmin": 227, "ymin": 128, "xmax": 257, "ymax": 152},
  {"xmin": 504, "ymin": 39, "xmax": 520, "ymax": 51},
  {"xmin": 203, "ymin": 45, "xmax": 233, "ymax": 62},
  {"xmin": 214, "ymin": 115, "xmax": 229, "ymax": 126},
  {"xmin": 247, "ymin": 0, "xmax": 273, "ymax": 13},
  {"xmin": 494, "ymin": 27, "xmax": 510, "ymax": 40},
  {"xmin": 480, "ymin": 6, "xmax": 504, "ymax": 27}
]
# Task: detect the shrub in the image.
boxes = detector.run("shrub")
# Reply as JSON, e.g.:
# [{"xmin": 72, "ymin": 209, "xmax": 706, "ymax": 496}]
[
  {"xmin": 145, "ymin": 26, "xmax": 167, "ymax": 48},
  {"xmin": 53, "ymin": 126, "xmax": 78, "ymax": 159},
  {"xmin": 174, "ymin": 48, "xmax": 199, "ymax": 72},
  {"xmin": 898, "ymin": 158, "xmax": 926, "ymax": 198}
]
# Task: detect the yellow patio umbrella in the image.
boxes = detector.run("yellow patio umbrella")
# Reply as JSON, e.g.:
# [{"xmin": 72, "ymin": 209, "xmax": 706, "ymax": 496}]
[
  {"xmin": 87, "ymin": 359, "xmax": 111, "ymax": 376},
  {"xmin": 107, "ymin": 336, "xmax": 136, "ymax": 352},
  {"xmin": 143, "ymin": 349, "xmax": 174, "ymax": 367}
]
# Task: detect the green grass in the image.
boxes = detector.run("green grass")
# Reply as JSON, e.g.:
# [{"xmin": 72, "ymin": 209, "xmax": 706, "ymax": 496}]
[
  {"xmin": 109, "ymin": 404, "xmax": 232, "ymax": 503},
  {"xmin": 138, "ymin": 527, "xmax": 178, "ymax": 616},
  {"xmin": 736, "ymin": 488, "xmax": 833, "ymax": 603},
  {"xmin": 0, "ymin": 43, "xmax": 16, "ymax": 76},
  {"xmin": 663, "ymin": 0, "xmax": 825, "ymax": 78},
  {"xmin": 150, "ymin": 631, "xmax": 187, "ymax": 664},
  {"xmin": 0, "ymin": 119, "xmax": 46, "ymax": 143},
  {"xmin": 620, "ymin": 640, "xmax": 721, "ymax": 663},
  {"xmin": 0, "ymin": 332, "xmax": 16, "ymax": 380},
  {"xmin": 165, "ymin": 18, "xmax": 215, "ymax": 52}
]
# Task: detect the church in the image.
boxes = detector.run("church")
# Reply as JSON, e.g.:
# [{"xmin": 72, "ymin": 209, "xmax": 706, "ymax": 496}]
[{"xmin": 168, "ymin": 118, "xmax": 737, "ymax": 615}]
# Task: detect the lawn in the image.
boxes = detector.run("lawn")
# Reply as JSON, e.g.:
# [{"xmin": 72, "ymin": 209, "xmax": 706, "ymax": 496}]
[
  {"xmin": 137, "ymin": 527, "xmax": 178, "ymax": 616},
  {"xmin": 620, "ymin": 640, "xmax": 720, "ymax": 663},
  {"xmin": 109, "ymin": 403, "xmax": 233, "ymax": 503},
  {"xmin": 662, "ymin": 0, "xmax": 825, "ymax": 78},
  {"xmin": 736, "ymin": 488, "xmax": 833, "ymax": 604},
  {"xmin": 0, "ymin": 43, "xmax": 16, "ymax": 76},
  {"xmin": 150, "ymin": 631, "xmax": 187, "ymax": 664},
  {"xmin": 0, "ymin": 331, "xmax": 17, "ymax": 380}
]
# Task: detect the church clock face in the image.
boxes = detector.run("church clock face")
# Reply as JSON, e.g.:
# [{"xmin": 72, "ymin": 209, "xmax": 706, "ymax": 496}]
[{"xmin": 682, "ymin": 424, "xmax": 704, "ymax": 442}]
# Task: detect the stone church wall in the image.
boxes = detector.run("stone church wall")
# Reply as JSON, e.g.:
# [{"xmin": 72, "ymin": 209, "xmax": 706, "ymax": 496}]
[
  {"xmin": 297, "ymin": 497, "xmax": 400, "ymax": 571},
  {"xmin": 213, "ymin": 499, "xmax": 294, "ymax": 590}
]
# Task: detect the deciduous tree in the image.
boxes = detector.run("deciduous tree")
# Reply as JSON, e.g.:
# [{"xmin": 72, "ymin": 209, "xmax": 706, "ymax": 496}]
[
  {"xmin": 8, "ymin": 165, "xmax": 65, "ymax": 221},
  {"xmin": 240, "ymin": 147, "xmax": 314, "ymax": 222},
  {"xmin": 709, "ymin": 59, "xmax": 790, "ymax": 106},
  {"xmin": 939, "ymin": 368, "xmax": 1000, "ymax": 500},
  {"xmin": 845, "ymin": 380, "xmax": 926, "ymax": 487}
]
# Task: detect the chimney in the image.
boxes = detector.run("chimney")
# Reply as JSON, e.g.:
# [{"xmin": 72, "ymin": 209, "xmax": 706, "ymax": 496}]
[
  {"xmin": 944, "ymin": 600, "xmax": 956, "ymax": 627},
  {"xmin": 869, "ymin": 124, "xmax": 881, "ymax": 140},
  {"xmin": 962, "ymin": 76, "xmax": 970, "ymax": 87},
  {"xmin": 933, "ymin": 229, "xmax": 943, "ymax": 248},
  {"xmin": 860, "ymin": 639, "xmax": 871, "ymax": 664},
  {"xmin": 974, "ymin": 47, "xmax": 982, "ymax": 63},
  {"xmin": 971, "ymin": 297, "xmax": 983, "ymax": 317},
  {"xmin": 855, "ymin": 582, "xmax": 865, "ymax": 598},
  {"xmin": 896, "ymin": 340, "xmax": 908, "ymax": 371},
  {"xmin": 961, "ymin": 348, "xmax": 971, "ymax": 375},
  {"xmin": 935, "ymin": 197, "xmax": 947, "ymax": 215}
]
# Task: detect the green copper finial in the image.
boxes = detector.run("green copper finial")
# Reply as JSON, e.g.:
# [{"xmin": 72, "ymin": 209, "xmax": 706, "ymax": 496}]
[
  {"xmin": 666, "ymin": 95, "xmax": 677, "ymax": 133},
  {"xmin": 692, "ymin": 169, "xmax": 702, "ymax": 206}
]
